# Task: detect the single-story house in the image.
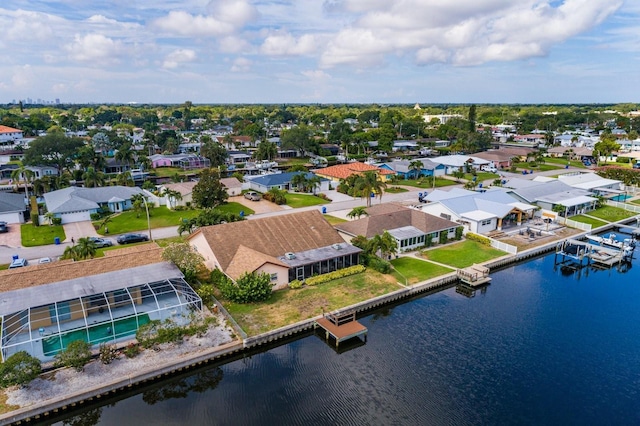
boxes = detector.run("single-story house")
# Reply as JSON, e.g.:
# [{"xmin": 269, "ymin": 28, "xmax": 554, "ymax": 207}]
[
  {"xmin": 430, "ymin": 154, "xmax": 491, "ymax": 174},
  {"xmin": 420, "ymin": 188, "xmax": 537, "ymax": 233},
  {"xmin": 188, "ymin": 210, "xmax": 362, "ymax": 290},
  {"xmin": 104, "ymin": 158, "xmax": 130, "ymax": 174},
  {"xmin": 471, "ymin": 151, "xmax": 513, "ymax": 170},
  {"xmin": 0, "ymin": 245, "xmax": 202, "ymax": 362},
  {"xmin": 149, "ymin": 154, "xmax": 210, "ymax": 170},
  {"xmin": 220, "ymin": 177, "xmax": 243, "ymax": 196},
  {"xmin": 558, "ymin": 172, "xmax": 623, "ymax": 197},
  {"xmin": 227, "ymin": 151, "xmax": 252, "ymax": 164},
  {"xmin": 246, "ymin": 172, "xmax": 330, "ymax": 193},
  {"xmin": 377, "ymin": 158, "xmax": 446, "ymax": 179},
  {"xmin": 159, "ymin": 181, "xmax": 197, "ymax": 209},
  {"xmin": 42, "ymin": 186, "xmax": 145, "ymax": 224},
  {"xmin": 0, "ymin": 191, "xmax": 27, "ymax": 223},
  {"xmin": 313, "ymin": 162, "xmax": 395, "ymax": 183},
  {"xmin": 505, "ymin": 179, "xmax": 598, "ymax": 217},
  {"xmin": 334, "ymin": 203, "xmax": 460, "ymax": 252}
]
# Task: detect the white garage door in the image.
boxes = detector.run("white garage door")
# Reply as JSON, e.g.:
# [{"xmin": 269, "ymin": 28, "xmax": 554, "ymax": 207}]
[{"xmin": 60, "ymin": 211, "xmax": 91, "ymax": 224}]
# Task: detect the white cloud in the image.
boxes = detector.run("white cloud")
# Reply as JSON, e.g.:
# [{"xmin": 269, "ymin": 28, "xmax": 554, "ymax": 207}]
[
  {"xmin": 260, "ymin": 32, "xmax": 322, "ymax": 56},
  {"xmin": 65, "ymin": 33, "xmax": 126, "ymax": 65},
  {"xmin": 162, "ymin": 48, "xmax": 197, "ymax": 69},
  {"xmin": 219, "ymin": 35, "xmax": 253, "ymax": 54},
  {"xmin": 301, "ymin": 69, "xmax": 330, "ymax": 80},
  {"xmin": 230, "ymin": 57, "xmax": 252, "ymax": 72}
]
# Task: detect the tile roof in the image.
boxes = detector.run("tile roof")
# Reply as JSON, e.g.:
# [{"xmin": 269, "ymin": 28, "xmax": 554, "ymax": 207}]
[
  {"xmin": 313, "ymin": 162, "xmax": 384, "ymax": 180},
  {"xmin": 0, "ymin": 125, "xmax": 22, "ymax": 134},
  {"xmin": 190, "ymin": 210, "xmax": 343, "ymax": 272},
  {"xmin": 335, "ymin": 203, "xmax": 459, "ymax": 238},
  {"xmin": 0, "ymin": 244, "xmax": 164, "ymax": 292}
]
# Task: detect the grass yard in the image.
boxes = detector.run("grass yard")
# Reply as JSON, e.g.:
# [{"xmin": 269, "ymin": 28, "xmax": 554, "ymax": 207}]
[
  {"xmin": 95, "ymin": 206, "xmax": 202, "ymax": 235},
  {"xmin": 285, "ymin": 193, "xmax": 329, "ymax": 208},
  {"xmin": 569, "ymin": 215, "xmax": 608, "ymax": 228},
  {"xmin": 464, "ymin": 172, "xmax": 499, "ymax": 181},
  {"xmin": 420, "ymin": 240, "xmax": 506, "ymax": 268},
  {"xmin": 385, "ymin": 186, "xmax": 409, "ymax": 194},
  {"xmin": 513, "ymin": 162, "xmax": 563, "ymax": 172},
  {"xmin": 224, "ymin": 269, "xmax": 402, "ymax": 335},
  {"xmin": 399, "ymin": 178, "xmax": 457, "ymax": 189},
  {"xmin": 587, "ymin": 206, "xmax": 637, "ymax": 222},
  {"xmin": 150, "ymin": 167, "xmax": 196, "ymax": 178},
  {"xmin": 217, "ymin": 201, "xmax": 255, "ymax": 216},
  {"xmin": 21, "ymin": 224, "xmax": 67, "ymax": 247},
  {"xmin": 323, "ymin": 214, "xmax": 347, "ymax": 225},
  {"xmin": 543, "ymin": 157, "xmax": 587, "ymax": 168},
  {"xmin": 390, "ymin": 257, "xmax": 454, "ymax": 285}
]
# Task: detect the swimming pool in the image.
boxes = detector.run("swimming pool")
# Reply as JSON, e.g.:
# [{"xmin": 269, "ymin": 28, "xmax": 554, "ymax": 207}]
[{"xmin": 610, "ymin": 194, "xmax": 632, "ymax": 202}]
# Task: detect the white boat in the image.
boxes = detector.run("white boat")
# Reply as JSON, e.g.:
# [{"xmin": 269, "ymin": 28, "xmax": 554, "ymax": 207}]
[{"xmin": 585, "ymin": 233, "xmax": 635, "ymax": 250}]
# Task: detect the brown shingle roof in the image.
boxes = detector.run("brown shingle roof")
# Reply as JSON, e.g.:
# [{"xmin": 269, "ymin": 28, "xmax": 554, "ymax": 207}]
[
  {"xmin": 190, "ymin": 210, "xmax": 343, "ymax": 271},
  {"xmin": 225, "ymin": 245, "xmax": 287, "ymax": 280},
  {"xmin": 335, "ymin": 203, "xmax": 459, "ymax": 238},
  {"xmin": 163, "ymin": 181, "xmax": 197, "ymax": 196},
  {"xmin": 0, "ymin": 244, "xmax": 164, "ymax": 292}
]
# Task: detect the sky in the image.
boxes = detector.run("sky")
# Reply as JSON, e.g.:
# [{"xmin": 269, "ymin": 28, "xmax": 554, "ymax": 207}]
[{"xmin": 0, "ymin": 0, "xmax": 638, "ymax": 105}]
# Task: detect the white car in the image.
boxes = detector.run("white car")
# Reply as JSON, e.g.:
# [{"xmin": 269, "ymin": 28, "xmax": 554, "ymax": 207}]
[{"xmin": 9, "ymin": 258, "xmax": 28, "ymax": 268}]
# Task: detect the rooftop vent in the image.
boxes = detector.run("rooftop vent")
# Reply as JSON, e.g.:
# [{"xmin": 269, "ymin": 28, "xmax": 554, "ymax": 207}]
[
  {"xmin": 332, "ymin": 243, "xmax": 342, "ymax": 250},
  {"xmin": 285, "ymin": 252, "xmax": 296, "ymax": 260}
]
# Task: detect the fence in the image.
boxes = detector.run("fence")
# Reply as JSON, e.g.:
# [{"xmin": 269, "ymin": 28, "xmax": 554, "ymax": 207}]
[
  {"xmin": 557, "ymin": 217, "xmax": 592, "ymax": 231},
  {"xmin": 606, "ymin": 200, "xmax": 640, "ymax": 214},
  {"xmin": 488, "ymin": 238, "xmax": 518, "ymax": 255}
]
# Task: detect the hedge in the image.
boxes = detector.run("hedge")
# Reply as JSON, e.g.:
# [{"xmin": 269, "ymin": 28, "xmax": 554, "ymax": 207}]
[
  {"xmin": 304, "ymin": 265, "xmax": 366, "ymax": 286},
  {"xmin": 465, "ymin": 232, "xmax": 491, "ymax": 246}
]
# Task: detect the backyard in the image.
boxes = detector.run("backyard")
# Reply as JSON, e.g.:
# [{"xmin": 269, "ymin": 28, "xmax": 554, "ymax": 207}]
[
  {"xmin": 397, "ymin": 177, "xmax": 457, "ymax": 189},
  {"xmin": 390, "ymin": 257, "xmax": 455, "ymax": 285},
  {"xmin": 585, "ymin": 205, "xmax": 637, "ymax": 222},
  {"xmin": 420, "ymin": 240, "xmax": 507, "ymax": 268},
  {"xmin": 284, "ymin": 193, "xmax": 329, "ymax": 208},
  {"xmin": 223, "ymin": 269, "xmax": 402, "ymax": 335}
]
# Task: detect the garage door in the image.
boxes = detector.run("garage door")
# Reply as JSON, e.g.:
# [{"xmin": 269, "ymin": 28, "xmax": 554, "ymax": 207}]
[{"xmin": 60, "ymin": 211, "xmax": 91, "ymax": 224}]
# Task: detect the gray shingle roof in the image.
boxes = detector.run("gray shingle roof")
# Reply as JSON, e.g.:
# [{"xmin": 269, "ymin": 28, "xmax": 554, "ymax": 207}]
[
  {"xmin": 43, "ymin": 186, "xmax": 143, "ymax": 213},
  {"xmin": 0, "ymin": 192, "xmax": 26, "ymax": 213}
]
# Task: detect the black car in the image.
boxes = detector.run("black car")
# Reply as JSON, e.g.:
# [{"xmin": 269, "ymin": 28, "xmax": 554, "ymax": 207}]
[
  {"xmin": 88, "ymin": 236, "xmax": 114, "ymax": 248},
  {"xmin": 116, "ymin": 233, "xmax": 150, "ymax": 244},
  {"xmin": 0, "ymin": 221, "xmax": 7, "ymax": 233}
]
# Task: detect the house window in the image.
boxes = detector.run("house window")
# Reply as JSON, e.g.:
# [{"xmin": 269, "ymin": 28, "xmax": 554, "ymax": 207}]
[
  {"xmin": 480, "ymin": 219, "xmax": 492, "ymax": 226},
  {"xmin": 270, "ymin": 273, "xmax": 278, "ymax": 282}
]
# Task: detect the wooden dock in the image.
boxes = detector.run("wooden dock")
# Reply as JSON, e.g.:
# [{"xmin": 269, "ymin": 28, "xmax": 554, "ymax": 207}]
[
  {"xmin": 457, "ymin": 264, "xmax": 492, "ymax": 287},
  {"xmin": 315, "ymin": 311, "xmax": 367, "ymax": 348}
]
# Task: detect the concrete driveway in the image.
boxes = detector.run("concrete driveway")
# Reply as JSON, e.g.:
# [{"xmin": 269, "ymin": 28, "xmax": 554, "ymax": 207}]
[
  {"xmin": 0, "ymin": 222, "xmax": 22, "ymax": 248},
  {"xmin": 62, "ymin": 221, "xmax": 99, "ymax": 243},
  {"xmin": 229, "ymin": 195, "xmax": 285, "ymax": 215}
]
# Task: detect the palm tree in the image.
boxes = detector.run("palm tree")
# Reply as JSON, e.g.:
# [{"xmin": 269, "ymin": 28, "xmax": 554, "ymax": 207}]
[
  {"xmin": 307, "ymin": 175, "xmax": 323, "ymax": 195},
  {"xmin": 131, "ymin": 194, "xmax": 147, "ymax": 218},
  {"xmin": 164, "ymin": 188, "xmax": 183, "ymax": 209},
  {"xmin": 75, "ymin": 237, "xmax": 97, "ymax": 259},
  {"xmin": 409, "ymin": 160, "xmax": 423, "ymax": 180},
  {"xmin": 116, "ymin": 171, "xmax": 134, "ymax": 187},
  {"xmin": 44, "ymin": 211, "xmax": 56, "ymax": 226},
  {"xmin": 11, "ymin": 166, "xmax": 35, "ymax": 200},
  {"xmin": 355, "ymin": 171, "xmax": 387, "ymax": 207},
  {"xmin": 347, "ymin": 206, "xmax": 368, "ymax": 220},
  {"xmin": 369, "ymin": 231, "xmax": 398, "ymax": 259},
  {"xmin": 291, "ymin": 173, "xmax": 308, "ymax": 192},
  {"xmin": 82, "ymin": 167, "xmax": 105, "ymax": 188},
  {"xmin": 115, "ymin": 144, "xmax": 134, "ymax": 171}
]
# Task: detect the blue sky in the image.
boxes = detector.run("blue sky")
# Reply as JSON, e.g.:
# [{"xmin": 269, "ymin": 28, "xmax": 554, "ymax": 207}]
[{"xmin": 0, "ymin": 0, "xmax": 638, "ymax": 104}]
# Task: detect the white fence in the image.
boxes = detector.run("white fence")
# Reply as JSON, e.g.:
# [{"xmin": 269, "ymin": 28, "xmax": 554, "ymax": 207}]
[
  {"xmin": 606, "ymin": 200, "xmax": 640, "ymax": 214},
  {"xmin": 488, "ymin": 238, "xmax": 518, "ymax": 255},
  {"xmin": 557, "ymin": 217, "xmax": 592, "ymax": 231}
]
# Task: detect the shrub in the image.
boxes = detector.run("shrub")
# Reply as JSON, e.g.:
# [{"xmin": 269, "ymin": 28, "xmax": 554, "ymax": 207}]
[
  {"xmin": 368, "ymin": 257, "xmax": 391, "ymax": 274},
  {"xmin": 135, "ymin": 316, "xmax": 213, "ymax": 348},
  {"xmin": 438, "ymin": 231, "xmax": 449, "ymax": 244},
  {"xmin": 220, "ymin": 272, "xmax": 273, "ymax": 303},
  {"xmin": 0, "ymin": 351, "xmax": 41, "ymax": 388},
  {"xmin": 465, "ymin": 232, "xmax": 491, "ymax": 246},
  {"xmin": 455, "ymin": 226, "xmax": 464, "ymax": 240},
  {"xmin": 55, "ymin": 340, "xmax": 92, "ymax": 372},
  {"xmin": 424, "ymin": 234, "xmax": 433, "ymax": 248},
  {"xmin": 98, "ymin": 343, "xmax": 118, "ymax": 365},
  {"xmin": 123, "ymin": 343, "xmax": 141, "ymax": 358},
  {"xmin": 31, "ymin": 210, "xmax": 39, "ymax": 226},
  {"xmin": 304, "ymin": 265, "xmax": 366, "ymax": 286},
  {"xmin": 288, "ymin": 279, "xmax": 303, "ymax": 289},
  {"xmin": 90, "ymin": 213, "xmax": 101, "ymax": 221},
  {"xmin": 52, "ymin": 217, "xmax": 62, "ymax": 226},
  {"xmin": 196, "ymin": 283, "xmax": 216, "ymax": 307}
]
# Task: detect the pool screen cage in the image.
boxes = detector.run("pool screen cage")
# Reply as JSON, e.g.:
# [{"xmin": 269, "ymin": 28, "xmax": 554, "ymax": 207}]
[{"xmin": 1, "ymin": 278, "xmax": 202, "ymax": 362}]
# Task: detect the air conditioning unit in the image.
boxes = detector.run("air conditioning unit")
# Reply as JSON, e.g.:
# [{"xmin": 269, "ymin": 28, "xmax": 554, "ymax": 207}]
[
  {"xmin": 285, "ymin": 252, "xmax": 296, "ymax": 260},
  {"xmin": 332, "ymin": 243, "xmax": 342, "ymax": 250}
]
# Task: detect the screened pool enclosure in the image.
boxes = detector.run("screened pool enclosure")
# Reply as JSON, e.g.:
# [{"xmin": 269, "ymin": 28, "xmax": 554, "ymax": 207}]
[{"xmin": 1, "ymin": 277, "xmax": 202, "ymax": 362}]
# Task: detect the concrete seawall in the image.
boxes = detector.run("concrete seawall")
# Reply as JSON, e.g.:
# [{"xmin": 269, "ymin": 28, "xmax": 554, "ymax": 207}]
[{"xmin": 1, "ymin": 222, "xmax": 624, "ymax": 425}]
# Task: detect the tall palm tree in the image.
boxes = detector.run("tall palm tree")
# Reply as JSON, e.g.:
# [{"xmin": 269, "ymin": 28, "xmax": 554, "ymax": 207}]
[
  {"xmin": 11, "ymin": 166, "xmax": 35, "ymax": 200},
  {"xmin": 356, "ymin": 171, "xmax": 387, "ymax": 207},
  {"xmin": 163, "ymin": 188, "xmax": 183, "ymax": 209},
  {"xmin": 409, "ymin": 160, "xmax": 424, "ymax": 180},
  {"xmin": 75, "ymin": 237, "xmax": 97, "ymax": 260},
  {"xmin": 307, "ymin": 175, "xmax": 322, "ymax": 195},
  {"xmin": 115, "ymin": 144, "xmax": 134, "ymax": 171},
  {"xmin": 291, "ymin": 173, "xmax": 308, "ymax": 192},
  {"xmin": 116, "ymin": 171, "xmax": 134, "ymax": 187},
  {"xmin": 347, "ymin": 206, "xmax": 368, "ymax": 220},
  {"xmin": 82, "ymin": 167, "xmax": 105, "ymax": 188}
]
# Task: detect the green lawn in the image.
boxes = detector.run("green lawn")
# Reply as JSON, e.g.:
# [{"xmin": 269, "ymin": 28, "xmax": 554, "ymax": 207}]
[
  {"xmin": 398, "ymin": 178, "xmax": 457, "ymax": 189},
  {"xmin": 323, "ymin": 214, "xmax": 347, "ymax": 225},
  {"xmin": 513, "ymin": 162, "xmax": 563, "ymax": 172},
  {"xmin": 390, "ymin": 257, "xmax": 454, "ymax": 285},
  {"xmin": 217, "ymin": 202, "xmax": 255, "ymax": 216},
  {"xmin": 464, "ymin": 172, "xmax": 499, "ymax": 181},
  {"xmin": 569, "ymin": 215, "xmax": 608, "ymax": 228},
  {"xmin": 385, "ymin": 186, "xmax": 409, "ymax": 194},
  {"xmin": 150, "ymin": 167, "xmax": 195, "ymax": 178},
  {"xmin": 95, "ymin": 206, "xmax": 202, "ymax": 235},
  {"xmin": 585, "ymin": 206, "xmax": 637, "ymax": 222},
  {"xmin": 285, "ymin": 193, "xmax": 329, "ymax": 208},
  {"xmin": 543, "ymin": 157, "xmax": 587, "ymax": 168},
  {"xmin": 224, "ymin": 269, "xmax": 402, "ymax": 335},
  {"xmin": 420, "ymin": 240, "xmax": 506, "ymax": 268},
  {"xmin": 21, "ymin": 224, "xmax": 67, "ymax": 247}
]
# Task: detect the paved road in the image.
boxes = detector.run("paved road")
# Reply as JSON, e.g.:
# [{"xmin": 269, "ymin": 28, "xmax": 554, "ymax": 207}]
[{"xmin": 0, "ymin": 166, "xmax": 586, "ymax": 264}]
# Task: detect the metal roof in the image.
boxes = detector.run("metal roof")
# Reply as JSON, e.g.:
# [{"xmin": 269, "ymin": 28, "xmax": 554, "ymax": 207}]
[
  {"xmin": 387, "ymin": 226, "xmax": 424, "ymax": 240},
  {"xmin": 279, "ymin": 243, "xmax": 362, "ymax": 268}
]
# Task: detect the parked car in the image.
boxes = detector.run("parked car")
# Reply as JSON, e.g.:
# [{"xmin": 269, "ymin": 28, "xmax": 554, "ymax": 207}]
[
  {"xmin": 38, "ymin": 257, "xmax": 52, "ymax": 264},
  {"xmin": 0, "ymin": 221, "xmax": 8, "ymax": 233},
  {"xmin": 9, "ymin": 258, "xmax": 28, "ymax": 268},
  {"xmin": 88, "ymin": 236, "xmax": 114, "ymax": 248},
  {"xmin": 244, "ymin": 191, "xmax": 261, "ymax": 201},
  {"xmin": 481, "ymin": 165, "xmax": 498, "ymax": 173},
  {"xmin": 116, "ymin": 233, "xmax": 150, "ymax": 244},
  {"xmin": 633, "ymin": 162, "xmax": 640, "ymax": 169}
]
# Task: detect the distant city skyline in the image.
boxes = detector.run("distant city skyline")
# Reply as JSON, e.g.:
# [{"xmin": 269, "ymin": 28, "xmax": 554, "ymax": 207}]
[{"xmin": 1, "ymin": 1, "xmax": 638, "ymax": 105}]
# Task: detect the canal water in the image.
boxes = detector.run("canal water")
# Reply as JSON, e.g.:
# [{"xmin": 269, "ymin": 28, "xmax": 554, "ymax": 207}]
[{"xmin": 54, "ymin": 251, "xmax": 640, "ymax": 426}]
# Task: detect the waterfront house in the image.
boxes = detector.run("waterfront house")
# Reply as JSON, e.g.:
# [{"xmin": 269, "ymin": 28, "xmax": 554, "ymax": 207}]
[
  {"xmin": 0, "ymin": 245, "xmax": 203, "ymax": 362},
  {"xmin": 557, "ymin": 172, "xmax": 623, "ymax": 197},
  {"xmin": 420, "ymin": 188, "xmax": 537, "ymax": 233},
  {"xmin": 246, "ymin": 172, "xmax": 330, "ymax": 193},
  {"xmin": 313, "ymin": 162, "xmax": 395, "ymax": 183},
  {"xmin": 377, "ymin": 158, "xmax": 445, "ymax": 180},
  {"xmin": 42, "ymin": 185, "xmax": 145, "ymax": 224},
  {"xmin": 334, "ymin": 203, "xmax": 460, "ymax": 252},
  {"xmin": 220, "ymin": 177, "xmax": 243, "ymax": 196},
  {"xmin": 430, "ymin": 154, "xmax": 491, "ymax": 175},
  {"xmin": 159, "ymin": 181, "xmax": 197, "ymax": 209},
  {"xmin": 505, "ymin": 179, "xmax": 598, "ymax": 217},
  {"xmin": 188, "ymin": 210, "xmax": 362, "ymax": 289}
]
